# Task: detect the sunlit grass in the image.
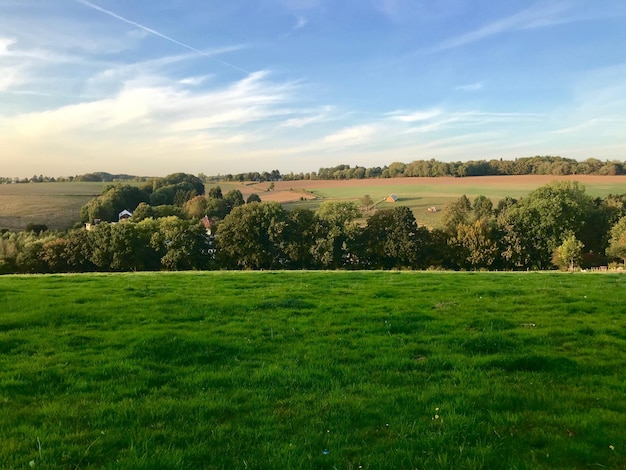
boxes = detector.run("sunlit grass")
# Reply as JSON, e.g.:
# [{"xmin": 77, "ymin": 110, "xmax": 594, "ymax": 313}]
[{"xmin": 1, "ymin": 271, "xmax": 625, "ymax": 468}]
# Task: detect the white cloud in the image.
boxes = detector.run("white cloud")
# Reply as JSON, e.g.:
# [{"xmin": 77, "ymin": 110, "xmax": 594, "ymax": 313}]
[
  {"xmin": 323, "ymin": 124, "xmax": 380, "ymax": 145},
  {"xmin": 388, "ymin": 109, "xmax": 441, "ymax": 122},
  {"xmin": 0, "ymin": 66, "xmax": 21, "ymax": 91},
  {"xmin": 0, "ymin": 37, "xmax": 16, "ymax": 54},
  {"xmin": 456, "ymin": 81, "xmax": 484, "ymax": 92},
  {"xmin": 178, "ymin": 76, "xmax": 209, "ymax": 86}
]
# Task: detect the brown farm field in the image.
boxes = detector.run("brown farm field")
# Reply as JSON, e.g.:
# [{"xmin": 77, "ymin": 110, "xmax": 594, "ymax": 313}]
[
  {"xmin": 214, "ymin": 175, "xmax": 626, "ymax": 228},
  {"xmin": 0, "ymin": 182, "xmax": 106, "ymax": 231},
  {"xmin": 2, "ymin": 175, "xmax": 626, "ymax": 231}
]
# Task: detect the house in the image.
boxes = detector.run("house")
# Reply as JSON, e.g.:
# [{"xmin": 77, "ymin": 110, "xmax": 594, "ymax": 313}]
[
  {"xmin": 118, "ymin": 209, "xmax": 133, "ymax": 221},
  {"xmin": 385, "ymin": 194, "xmax": 399, "ymax": 203},
  {"xmin": 201, "ymin": 215, "xmax": 217, "ymax": 235},
  {"xmin": 85, "ymin": 219, "xmax": 102, "ymax": 231}
]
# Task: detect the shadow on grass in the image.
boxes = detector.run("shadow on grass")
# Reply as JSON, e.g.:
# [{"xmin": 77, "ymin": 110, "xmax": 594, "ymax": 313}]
[{"xmin": 485, "ymin": 354, "xmax": 579, "ymax": 372}]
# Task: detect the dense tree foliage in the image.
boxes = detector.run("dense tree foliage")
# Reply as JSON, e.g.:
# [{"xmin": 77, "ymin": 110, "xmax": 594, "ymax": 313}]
[{"xmin": 3, "ymin": 180, "xmax": 626, "ymax": 273}]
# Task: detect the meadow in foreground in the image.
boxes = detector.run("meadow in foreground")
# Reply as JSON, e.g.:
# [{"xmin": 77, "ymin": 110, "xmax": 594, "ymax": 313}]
[{"xmin": 0, "ymin": 272, "xmax": 625, "ymax": 469}]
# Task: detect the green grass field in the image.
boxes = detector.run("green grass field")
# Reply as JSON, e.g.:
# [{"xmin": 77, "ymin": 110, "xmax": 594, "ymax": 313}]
[
  {"xmin": 0, "ymin": 182, "xmax": 107, "ymax": 231},
  {"xmin": 1, "ymin": 271, "xmax": 625, "ymax": 469}
]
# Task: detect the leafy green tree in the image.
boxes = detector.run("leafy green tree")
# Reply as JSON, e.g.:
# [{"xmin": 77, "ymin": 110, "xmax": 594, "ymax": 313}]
[
  {"xmin": 206, "ymin": 197, "xmax": 230, "ymax": 219},
  {"xmin": 553, "ymin": 233, "xmax": 584, "ymax": 270},
  {"xmin": 151, "ymin": 217, "xmax": 210, "ymax": 270},
  {"xmin": 217, "ymin": 202, "xmax": 289, "ymax": 269},
  {"xmin": 16, "ymin": 239, "xmax": 47, "ymax": 273},
  {"xmin": 311, "ymin": 201, "xmax": 361, "ymax": 269},
  {"xmin": 184, "ymin": 196, "xmax": 209, "ymax": 219},
  {"xmin": 363, "ymin": 206, "xmax": 419, "ymax": 268},
  {"xmin": 80, "ymin": 184, "xmax": 149, "ymax": 222},
  {"xmin": 80, "ymin": 196, "xmax": 115, "ymax": 223},
  {"xmin": 208, "ymin": 186, "xmax": 223, "ymax": 199},
  {"xmin": 497, "ymin": 181, "xmax": 595, "ymax": 269},
  {"xmin": 451, "ymin": 219, "xmax": 499, "ymax": 270},
  {"xmin": 360, "ymin": 194, "xmax": 375, "ymax": 211},
  {"xmin": 41, "ymin": 238, "xmax": 69, "ymax": 272},
  {"xmin": 109, "ymin": 222, "xmax": 145, "ymax": 271},
  {"xmin": 131, "ymin": 202, "xmax": 154, "ymax": 221},
  {"xmin": 63, "ymin": 229, "xmax": 95, "ymax": 271},
  {"xmin": 152, "ymin": 173, "xmax": 205, "ymax": 196},
  {"xmin": 472, "ymin": 195, "xmax": 493, "ymax": 220},
  {"xmin": 284, "ymin": 208, "xmax": 317, "ymax": 269},
  {"xmin": 606, "ymin": 216, "xmax": 626, "ymax": 265},
  {"xmin": 224, "ymin": 189, "xmax": 245, "ymax": 212},
  {"xmin": 441, "ymin": 195, "xmax": 472, "ymax": 234},
  {"xmin": 316, "ymin": 201, "xmax": 361, "ymax": 226},
  {"xmin": 88, "ymin": 223, "xmax": 114, "ymax": 270},
  {"xmin": 246, "ymin": 193, "xmax": 261, "ymax": 204}
]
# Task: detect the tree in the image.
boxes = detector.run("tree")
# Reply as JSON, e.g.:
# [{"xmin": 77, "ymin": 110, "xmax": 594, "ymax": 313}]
[
  {"xmin": 451, "ymin": 219, "xmax": 499, "ymax": 270},
  {"xmin": 497, "ymin": 181, "xmax": 595, "ymax": 269},
  {"xmin": 224, "ymin": 189, "xmax": 245, "ymax": 212},
  {"xmin": 246, "ymin": 193, "xmax": 261, "ymax": 204},
  {"xmin": 208, "ymin": 186, "xmax": 223, "ymax": 199},
  {"xmin": 150, "ymin": 217, "xmax": 210, "ymax": 270},
  {"xmin": 472, "ymin": 195, "xmax": 493, "ymax": 220},
  {"xmin": 360, "ymin": 194, "xmax": 375, "ymax": 212},
  {"xmin": 553, "ymin": 233, "xmax": 584, "ymax": 270},
  {"xmin": 606, "ymin": 216, "xmax": 626, "ymax": 265},
  {"xmin": 205, "ymin": 197, "xmax": 229, "ymax": 219},
  {"xmin": 41, "ymin": 238, "xmax": 69, "ymax": 272},
  {"xmin": 217, "ymin": 202, "xmax": 289, "ymax": 269},
  {"xmin": 362, "ymin": 206, "xmax": 419, "ymax": 268},
  {"xmin": 311, "ymin": 201, "xmax": 361, "ymax": 269},
  {"xmin": 284, "ymin": 208, "xmax": 317, "ymax": 269},
  {"xmin": 441, "ymin": 195, "xmax": 472, "ymax": 234},
  {"xmin": 184, "ymin": 196, "xmax": 209, "ymax": 219},
  {"xmin": 88, "ymin": 223, "xmax": 113, "ymax": 270},
  {"xmin": 63, "ymin": 228, "xmax": 95, "ymax": 272}
]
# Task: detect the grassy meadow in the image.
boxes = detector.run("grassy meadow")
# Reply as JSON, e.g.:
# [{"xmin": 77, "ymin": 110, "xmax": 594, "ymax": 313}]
[{"xmin": 1, "ymin": 271, "xmax": 625, "ymax": 469}]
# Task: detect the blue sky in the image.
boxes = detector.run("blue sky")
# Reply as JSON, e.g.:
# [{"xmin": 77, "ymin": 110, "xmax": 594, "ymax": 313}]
[{"xmin": 1, "ymin": 0, "xmax": 625, "ymax": 177}]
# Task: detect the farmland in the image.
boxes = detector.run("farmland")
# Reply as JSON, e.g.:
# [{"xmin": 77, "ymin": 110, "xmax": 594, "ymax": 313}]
[
  {"xmin": 1, "ymin": 271, "xmax": 625, "ymax": 469},
  {"xmin": 2, "ymin": 175, "xmax": 626, "ymax": 231},
  {"xmin": 212, "ymin": 175, "xmax": 626, "ymax": 228},
  {"xmin": 0, "ymin": 182, "xmax": 107, "ymax": 231}
]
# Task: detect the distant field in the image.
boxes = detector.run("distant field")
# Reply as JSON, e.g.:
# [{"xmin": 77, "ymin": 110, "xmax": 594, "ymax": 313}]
[
  {"xmin": 1, "ymin": 271, "xmax": 625, "ymax": 469},
  {"xmin": 216, "ymin": 175, "xmax": 626, "ymax": 228},
  {"xmin": 2, "ymin": 175, "xmax": 626, "ymax": 231},
  {"xmin": 0, "ymin": 182, "xmax": 106, "ymax": 231}
]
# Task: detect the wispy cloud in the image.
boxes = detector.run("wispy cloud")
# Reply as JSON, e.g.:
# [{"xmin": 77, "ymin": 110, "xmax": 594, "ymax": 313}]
[
  {"xmin": 429, "ymin": 2, "xmax": 573, "ymax": 52},
  {"xmin": 0, "ymin": 37, "xmax": 16, "ymax": 54},
  {"xmin": 323, "ymin": 124, "xmax": 380, "ymax": 145},
  {"xmin": 0, "ymin": 66, "xmax": 21, "ymax": 91},
  {"xmin": 456, "ymin": 81, "xmax": 484, "ymax": 92},
  {"xmin": 75, "ymin": 0, "xmax": 249, "ymax": 74},
  {"xmin": 388, "ymin": 109, "xmax": 441, "ymax": 122}
]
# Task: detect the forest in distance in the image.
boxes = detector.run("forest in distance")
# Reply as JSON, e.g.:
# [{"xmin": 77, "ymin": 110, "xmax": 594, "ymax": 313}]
[
  {"xmin": 2, "ymin": 167, "xmax": 626, "ymax": 274},
  {"xmin": 1, "ymin": 155, "xmax": 626, "ymax": 185}
]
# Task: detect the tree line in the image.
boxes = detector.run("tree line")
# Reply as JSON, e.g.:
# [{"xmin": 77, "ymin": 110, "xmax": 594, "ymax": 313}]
[
  {"xmin": 3, "ymin": 156, "xmax": 625, "ymax": 186},
  {"xmin": 2, "ymin": 174, "xmax": 626, "ymax": 274},
  {"xmin": 211, "ymin": 156, "xmax": 624, "ymax": 182}
]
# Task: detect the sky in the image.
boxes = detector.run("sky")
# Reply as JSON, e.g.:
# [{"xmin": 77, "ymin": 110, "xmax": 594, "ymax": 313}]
[{"xmin": 1, "ymin": 0, "xmax": 626, "ymax": 178}]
